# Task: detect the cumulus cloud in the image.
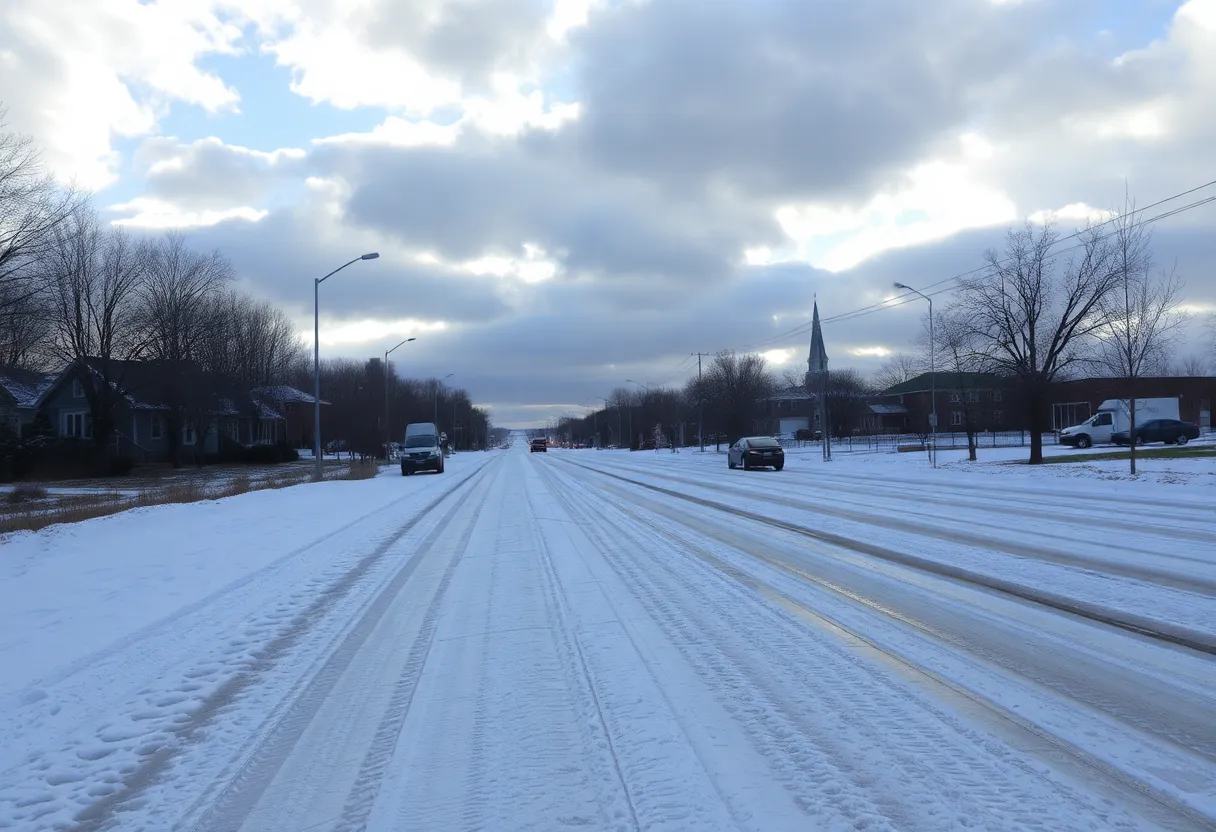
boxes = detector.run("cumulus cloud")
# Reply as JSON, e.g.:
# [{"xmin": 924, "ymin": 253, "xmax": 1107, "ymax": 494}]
[{"xmin": 0, "ymin": 0, "xmax": 241, "ymax": 188}]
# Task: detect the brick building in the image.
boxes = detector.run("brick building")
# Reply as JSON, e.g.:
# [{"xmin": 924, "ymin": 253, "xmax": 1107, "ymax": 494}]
[{"xmin": 1047, "ymin": 377, "xmax": 1213, "ymax": 432}]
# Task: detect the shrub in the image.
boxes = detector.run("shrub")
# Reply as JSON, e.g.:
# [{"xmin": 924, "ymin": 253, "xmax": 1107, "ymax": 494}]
[{"xmin": 6, "ymin": 484, "xmax": 49, "ymax": 504}]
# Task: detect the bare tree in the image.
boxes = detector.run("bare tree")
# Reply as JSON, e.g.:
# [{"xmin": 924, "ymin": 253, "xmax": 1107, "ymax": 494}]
[
  {"xmin": 1090, "ymin": 207, "xmax": 1186, "ymax": 474},
  {"xmin": 43, "ymin": 206, "xmax": 148, "ymax": 459},
  {"xmin": 957, "ymin": 220, "xmax": 1118, "ymax": 463},
  {"xmin": 1172, "ymin": 354, "xmax": 1210, "ymax": 377},
  {"xmin": 872, "ymin": 351, "xmax": 922, "ymax": 392},
  {"xmin": 138, "ymin": 233, "xmax": 233, "ymax": 465},
  {"xmin": 697, "ymin": 350, "xmax": 776, "ymax": 447},
  {"xmin": 0, "ymin": 109, "xmax": 82, "ymax": 317},
  {"xmin": 199, "ymin": 289, "xmax": 303, "ymax": 387},
  {"xmin": 821, "ymin": 368, "xmax": 873, "ymax": 439},
  {"xmin": 0, "ymin": 287, "xmax": 47, "ymax": 367}
]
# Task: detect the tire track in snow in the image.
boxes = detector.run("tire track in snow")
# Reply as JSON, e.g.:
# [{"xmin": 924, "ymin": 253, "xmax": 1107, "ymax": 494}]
[
  {"xmin": 14, "ymin": 469, "xmax": 477, "ymax": 701},
  {"xmin": 522, "ymin": 469, "xmax": 642, "ymax": 832},
  {"xmin": 327, "ymin": 471, "xmax": 489, "ymax": 832},
  {"xmin": 573, "ymin": 468, "xmax": 1216, "ymax": 829},
  {"xmin": 64, "ymin": 461, "xmax": 499, "ymax": 832},
  {"xmin": 558, "ymin": 458, "xmax": 1216, "ymax": 656},
  {"xmin": 184, "ymin": 461, "xmax": 498, "ymax": 832},
  {"xmin": 527, "ymin": 461, "xmax": 747, "ymax": 831},
  {"xmin": 370, "ymin": 455, "xmax": 629, "ymax": 831},
  {"xmin": 539, "ymin": 460, "xmax": 1151, "ymax": 831},
  {"xmin": 583, "ymin": 456, "xmax": 1216, "ymax": 586}
]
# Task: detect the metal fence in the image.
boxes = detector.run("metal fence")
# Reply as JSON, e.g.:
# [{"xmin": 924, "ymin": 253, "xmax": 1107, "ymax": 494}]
[{"xmin": 778, "ymin": 430, "xmax": 1061, "ymax": 453}]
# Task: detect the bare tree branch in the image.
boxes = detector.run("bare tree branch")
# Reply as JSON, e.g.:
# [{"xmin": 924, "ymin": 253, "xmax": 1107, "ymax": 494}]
[
  {"xmin": 955, "ymin": 219, "xmax": 1119, "ymax": 463},
  {"xmin": 1089, "ymin": 202, "xmax": 1186, "ymax": 474}
]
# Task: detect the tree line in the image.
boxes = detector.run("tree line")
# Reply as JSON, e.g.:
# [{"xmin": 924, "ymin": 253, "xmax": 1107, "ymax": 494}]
[{"xmin": 1, "ymin": 111, "xmax": 491, "ymax": 469}]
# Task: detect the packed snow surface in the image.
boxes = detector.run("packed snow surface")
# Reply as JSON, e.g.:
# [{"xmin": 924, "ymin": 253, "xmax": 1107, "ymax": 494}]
[{"xmin": 2, "ymin": 445, "xmax": 1214, "ymax": 831}]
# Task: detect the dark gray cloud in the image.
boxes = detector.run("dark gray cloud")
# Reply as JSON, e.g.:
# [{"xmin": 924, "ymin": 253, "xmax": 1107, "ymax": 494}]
[
  {"xmin": 135, "ymin": 137, "xmax": 306, "ymax": 210},
  {"xmin": 181, "ymin": 210, "xmax": 514, "ymax": 325},
  {"xmin": 327, "ymin": 139, "xmax": 778, "ymax": 290},
  {"xmin": 553, "ymin": 0, "xmax": 1063, "ymax": 203}
]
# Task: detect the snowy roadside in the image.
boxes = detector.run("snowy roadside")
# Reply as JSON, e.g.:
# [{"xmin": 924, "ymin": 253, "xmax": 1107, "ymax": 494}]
[{"xmin": 0, "ymin": 455, "xmax": 496, "ymax": 830}]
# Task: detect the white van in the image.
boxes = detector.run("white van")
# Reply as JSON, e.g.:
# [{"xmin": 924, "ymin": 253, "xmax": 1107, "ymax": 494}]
[
  {"xmin": 401, "ymin": 422, "xmax": 444, "ymax": 475},
  {"xmin": 1059, "ymin": 398, "xmax": 1180, "ymax": 449}
]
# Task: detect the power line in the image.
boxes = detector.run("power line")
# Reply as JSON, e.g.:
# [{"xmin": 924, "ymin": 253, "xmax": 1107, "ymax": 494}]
[
  {"xmin": 596, "ymin": 177, "xmax": 1216, "ymax": 398},
  {"xmin": 824, "ymin": 191, "xmax": 1216, "ymax": 328},
  {"xmin": 725, "ymin": 179, "xmax": 1216, "ymax": 353}
]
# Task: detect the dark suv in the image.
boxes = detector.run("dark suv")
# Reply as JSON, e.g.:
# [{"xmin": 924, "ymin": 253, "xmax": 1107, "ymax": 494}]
[{"xmin": 530, "ymin": 438, "xmax": 548, "ymax": 453}]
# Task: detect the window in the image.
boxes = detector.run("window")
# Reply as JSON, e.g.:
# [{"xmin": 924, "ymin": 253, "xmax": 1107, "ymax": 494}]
[
  {"xmin": 950, "ymin": 392, "xmax": 961, "ymax": 403},
  {"xmin": 992, "ymin": 410, "xmax": 1004, "ymax": 425},
  {"xmin": 951, "ymin": 410, "xmax": 965, "ymax": 426},
  {"xmin": 966, "ymin": 390, "xmax": 980, "ymax": 403},
  {"xmin": 992, "ymin": 390, "xmax": 1003, "ymax": 403},
  {"xmin": 1091, "ymin": 413, "xmax": 1112, "ymax": 427},
  {"xmin": 258, "ymin": 421, "xmax": 275, "ymax": 444},
  {"xmin": 64, "ymin": 411, "xmax": 92, "ymax": 438},
  {"xmin": 182, "ymin": 424, "xmax": 196, "ymax": 445},
  {"xmin": 150, "ymin": 415, "xmax": 164, "ymax": 439},
  {"xmin": 226, "ymin": 421, "xmax": 240, "ymax": 442},
  {"xmin": 72, "ymin": 379, "xmax": 85, "ymax": 398}
]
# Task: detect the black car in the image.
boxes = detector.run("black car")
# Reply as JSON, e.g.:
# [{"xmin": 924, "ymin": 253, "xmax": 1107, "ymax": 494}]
[
  {"xmin": 1111, "ymin": 419, "xmax": 1200, "ymax": 446},
  {"xmin": 728, "ymin": 436, "xmax": 785, "ymax": 470},
  {"xmin": 530, "ymin": 438, "xmax": 548, "ymax": 453}
]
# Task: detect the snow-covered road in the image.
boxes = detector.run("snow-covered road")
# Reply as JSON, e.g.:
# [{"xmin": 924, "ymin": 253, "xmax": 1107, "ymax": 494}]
[{"xmin": 2, "ymin": 446, "xmax": 1214, "ymax": 830}]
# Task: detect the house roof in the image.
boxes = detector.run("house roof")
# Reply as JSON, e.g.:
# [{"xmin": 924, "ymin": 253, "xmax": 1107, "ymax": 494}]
[
  {"xmin": 254, "ymin": 401, "xmax": 284, "ymax": 420},
  {"xmin": 252, "ymin": 385, "xmax": 328, "ymax": 406},
  {"xmin": 767, "ymin": 385, "xmax": 815, "ymax": 402},
  {"xmin": 0, "ymin": 367, "xmax": 61, "ymax": 409},
  {"xmin": 881, "ymin": 372, "xmax": 1008, "ymax": 396}
]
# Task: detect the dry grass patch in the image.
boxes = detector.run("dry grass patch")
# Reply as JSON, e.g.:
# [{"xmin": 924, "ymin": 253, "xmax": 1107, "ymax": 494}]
[
  {"xmin": 341, "ymin": 460, "xmax": 381, "ymax": 480},
  {"xmin": 3, "ymin": 465, "xmax": 313, "ymax": 534}
]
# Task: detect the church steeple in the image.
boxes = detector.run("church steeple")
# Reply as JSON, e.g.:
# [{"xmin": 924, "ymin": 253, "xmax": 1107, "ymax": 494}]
[{"xmin": 807, "ymin": 301, "xmax": 828, "ymax": 378}]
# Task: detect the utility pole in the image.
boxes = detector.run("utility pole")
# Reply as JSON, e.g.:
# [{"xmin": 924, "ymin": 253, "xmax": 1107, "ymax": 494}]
[
  {"xmin": 692, "ymin": 352, "xmax": 710, "ymax": 452},
  {"xmin": 821, "ymin": 368, "xmax": 832, "ymax": 461}
]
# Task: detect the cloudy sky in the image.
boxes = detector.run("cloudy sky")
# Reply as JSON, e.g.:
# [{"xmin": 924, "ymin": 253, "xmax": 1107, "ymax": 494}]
[{"xmin": 3, "ymin": 0, "xmax": 1214, "ymax": 427}]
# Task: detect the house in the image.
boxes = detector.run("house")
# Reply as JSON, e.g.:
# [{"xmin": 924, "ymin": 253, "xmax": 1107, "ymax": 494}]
[
  {"xmin": 37, "ymin": 360, "xmax": 311, "ymax": 462},
  {"xmin": 877, "ymin": 372, "xmax": 1018, "ymax": 433},
  {"xmin": 252, "ymin": 386, "xmax": 328, "ymax": 449},
  {"xmin": 0, "ymin": 367, "xmax": 61, "ymax": 437}
]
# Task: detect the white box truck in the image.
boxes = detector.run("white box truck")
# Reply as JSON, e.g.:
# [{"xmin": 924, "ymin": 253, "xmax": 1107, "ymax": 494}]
[{"xmin": 1058, "ymin": 398, "xmax": 1180, "ymax": 449}]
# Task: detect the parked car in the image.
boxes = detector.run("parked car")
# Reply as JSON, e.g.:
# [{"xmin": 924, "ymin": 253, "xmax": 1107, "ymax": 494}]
[
  {"xmin": 728, "ymin": 436, "xmax": 785, "ymax": 470},
  {"xmin": 401, "ymin": 422, "xmax": 444, "ymax": 474},
  {"xmin": 530, "ymin": 438, "xmax": 548, "ymax": 453},
  {"xmin": 1111, "ymin": 419, "xmax": 1200, "ymax": 446}
]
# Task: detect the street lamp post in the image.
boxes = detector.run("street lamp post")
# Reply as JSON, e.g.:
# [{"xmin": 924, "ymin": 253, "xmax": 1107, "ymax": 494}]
[
  {"xmin": 434, "ymin": 373, "xmax": 454, "ymax": 427},
  {"xmin": 894, "ymin": 282, "xmax": 936, "ymax": 468},
  {"xmin": 383, "ymin": 336, "xmax": 416, "ymax": 459},
  {"xmin": 314, "ymin": 252, "xmax": 379, "ymax": 481}
]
